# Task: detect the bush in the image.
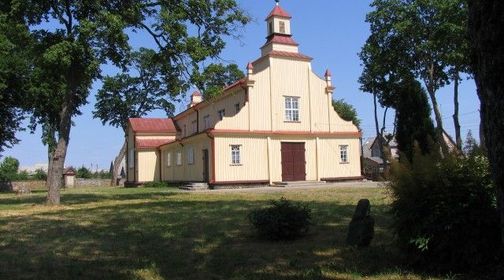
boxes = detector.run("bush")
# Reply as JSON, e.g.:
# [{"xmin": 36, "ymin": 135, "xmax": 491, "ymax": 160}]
[
  {"xmin": 76, "ymin": 166, "xmax": 92, "ymax": 179},
  {"xmin": 388, "ymin": 153, "xmax": 501, "ymax": 272},
  {"xmin": 248, "ymin": 197, "xmax": 312, "ymax": 240}
]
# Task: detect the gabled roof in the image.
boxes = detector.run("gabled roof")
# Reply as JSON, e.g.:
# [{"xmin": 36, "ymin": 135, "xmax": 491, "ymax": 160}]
[
  {"xmin": 263, "ymin": 34, "xmax": 298, "ymax": 46},
  {"xmin": 136, "ymin": 139, "xmax": 175, "ymax": 149},
  {"xmin": 129, "ymin": 118, "xmax": 177, "ymax": 133},
  {"xmin": 266, "ymin": 5, "xmax": 291, "ymax": 20}
]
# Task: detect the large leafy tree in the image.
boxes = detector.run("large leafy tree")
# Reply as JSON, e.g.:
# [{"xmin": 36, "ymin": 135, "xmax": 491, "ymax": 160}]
[
  {"xmin": 94, "ymin": 50, "xmax": 244, "ymax": 185},
  {"xmin": 2, "ymin": 0, "xmax": 248, "ymax": 205},
  {"xmin": 0, "ymin": 14, "xmax": 32, "ymax": 155},
  {"xmin": 361, "ymin": 0, "xmax": 469, "ymax": 155},
  {"xmin": 468, "ymin": 0, "xmax": 504, "ymax": 245}
]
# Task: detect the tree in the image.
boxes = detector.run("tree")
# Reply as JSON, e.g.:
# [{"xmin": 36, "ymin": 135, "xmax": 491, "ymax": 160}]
[
  {"xmin": 468, "ymin": 0, "xmax": 504, "ymax": 245},
  {"xmin": 463, "ymin": 130, "xmax": 483, "ymax": 157},
  {"xmin": 332, "ymin": 99, "xmax": 361, "ymax": 129},
  {"xmin": 3, "ymin": 0, "xmax": 249, "ymax": 205},
  {"xmin": 0, "ymin": 13, "xmax": 32, "ymax": 155},
  {"xmin": 395, "ymin": 77, "xmax": 436, "ymax": 162},
  {"xmin": 191, "ymin": 63, "xmax": 245, "ymax": 100},
  {"xmin": 0, "ymin": 156, "xmax": 20, "ymax": 181},
  {"xmin": 94, "ymin": 51, "xmax": 244, "ymax": 186},
  {"xmin": 362, "ymin": 0, "xmax": 468, "ymax": 155},
  {"xmin": 76, "ymin": 166, "xmax": 92, "ymax": 179}
]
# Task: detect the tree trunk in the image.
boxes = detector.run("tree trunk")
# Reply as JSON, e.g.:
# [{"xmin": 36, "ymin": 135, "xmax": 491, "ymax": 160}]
[
  {"xmin": 453, "ymin": 73, "xmax": 462, "ymax": 150},
  {"xmin": 111, "ymin": 139, "xmax": 127, "ymax": 186},
  {"xmin": 426, "ymin": 87, "xmax": 449, "ymax": 156},
  {"xmin": 46, "ymin": 101, "xmax": 72, "ymax": 205},
  {"xmin": 373, "ymin": 92, "xmax": 385, "ymax": 164},
  {"xmin": 469, "ymin": 0, "xmax": 504, "ymax": 245}
]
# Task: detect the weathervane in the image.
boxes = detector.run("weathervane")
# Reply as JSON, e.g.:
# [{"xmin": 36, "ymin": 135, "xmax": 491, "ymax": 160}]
[{"xmin": 275, "ymin": 0, "xmax": 280, "ymax": 6}]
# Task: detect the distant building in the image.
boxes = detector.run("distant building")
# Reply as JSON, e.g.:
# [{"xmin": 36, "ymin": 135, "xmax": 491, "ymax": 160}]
[{"xmin": 362, "ymin": 136, "xmax": 398, "ymax": 180}]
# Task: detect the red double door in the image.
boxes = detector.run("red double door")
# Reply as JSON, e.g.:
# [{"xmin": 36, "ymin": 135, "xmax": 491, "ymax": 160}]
[{"xmin": 281, "ymin": 142, "xmax": 306, "ymax": 182}]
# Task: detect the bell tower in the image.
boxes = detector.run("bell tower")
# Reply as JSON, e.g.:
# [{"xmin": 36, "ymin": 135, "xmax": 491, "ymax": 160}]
[{"xmin": 261, "ymin": 1, "xmax": 300, "ymax": 56}]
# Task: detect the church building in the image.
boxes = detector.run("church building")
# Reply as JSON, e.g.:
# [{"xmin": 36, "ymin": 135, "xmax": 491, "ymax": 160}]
[{"xmin": 126, "ymin": 2, "xmax": 362, "ymax": 186}]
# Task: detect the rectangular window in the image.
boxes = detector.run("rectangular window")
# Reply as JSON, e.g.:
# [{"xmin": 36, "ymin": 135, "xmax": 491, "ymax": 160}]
[
  {"xmin": 166, "ymin": 152, "xmax": 171, "ymax": 167},
  {"xmin": 128, "ymin": 148, "xmax": 134, "ymax": 168},
  {"xmin": 218, "ymin": 109, "xmax": 225, "ymax": 120},
  {"xmin": 183, "ymin": 125, "xmax": 187, "ymax": 137},
  {"xmin": 176, "ymin": 151, "xmax": 182, "ymax": 166},
  {"xmin": 235, "ymin": 103, "xmax": 240, "ymax": 113},
  {"xmin": 279, "ymin": 21, "xmax": 286, "ymax": 33},
  {"xmin": 285, "ymin": 96, "xmax": 300, "ymax": 122},
  {"xmin": 340, "ymin": 145, "xmax": 349, "ymax": 163},
  {"xmin": 191, "ymin": 120, "xmax": 197, "ymax": 134},
  {"xmin": 203, "ymin": 115, "xmax": 211, "ymax": 130},
  {"xmin": 268, "ymin": 21, "xmax": 273, "ymax": 35},
  {"xmin": 231, "ymin": 145, "xmax": 241, "ymax": 165},
  {"xmin": 187, "ymin": 147, "xmax": 194, "ymax": 165}
]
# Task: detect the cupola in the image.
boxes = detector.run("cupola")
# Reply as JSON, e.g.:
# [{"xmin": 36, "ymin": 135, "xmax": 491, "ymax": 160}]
[{"xmin": 261, "ymin": 1, "xmax": 299, "ymax": 56}]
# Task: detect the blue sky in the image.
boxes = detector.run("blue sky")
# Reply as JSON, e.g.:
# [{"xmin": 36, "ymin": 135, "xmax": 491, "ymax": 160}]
[{"xmin": 4, "ymin": 0, "xmax": 480, "ymax": 170}]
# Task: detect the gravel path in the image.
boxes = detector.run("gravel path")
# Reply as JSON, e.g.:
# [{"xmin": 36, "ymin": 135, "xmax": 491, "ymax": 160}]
[{"xmin": 192, "ymin": 181, "xmax": 385, "ymax": 193}]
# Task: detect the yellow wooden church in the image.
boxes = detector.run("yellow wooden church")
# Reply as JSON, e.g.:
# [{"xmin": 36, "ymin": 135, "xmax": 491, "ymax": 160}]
[{"xmin": 126, "ymin": 2, "xmax": 361, "ymax": 186}]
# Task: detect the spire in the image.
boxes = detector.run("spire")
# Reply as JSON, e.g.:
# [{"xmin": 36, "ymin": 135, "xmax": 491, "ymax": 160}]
[{"xmin": 324, "ymin": 69, "xmax": 332, "ymax": 78}]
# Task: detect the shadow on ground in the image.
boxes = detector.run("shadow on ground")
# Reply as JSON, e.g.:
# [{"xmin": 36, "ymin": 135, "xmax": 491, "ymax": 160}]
[{"xmin": 0, "ymin": 188, "xmax": 440, "ymax": 280}]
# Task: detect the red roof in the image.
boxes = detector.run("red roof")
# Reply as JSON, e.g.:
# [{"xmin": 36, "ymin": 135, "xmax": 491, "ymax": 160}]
[
  {"xmin": 129, "ymin": 118, "xmax": 177, "ymax": 133},
  {"xmin": 136, "ymin": 139, "xmax": 175, "ymax": 149},
  {"xmin": 264, "ymin": 34, "xmax": 298, "ymax": 46},
  {"xmin": 266, "ymin": 5, "xmax": 291, "ymax": 20}
]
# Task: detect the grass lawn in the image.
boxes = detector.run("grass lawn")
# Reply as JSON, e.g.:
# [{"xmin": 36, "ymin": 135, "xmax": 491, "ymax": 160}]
[{"xmin": 0, "ymin": 185, "xmax": 444, "ymax": 280}]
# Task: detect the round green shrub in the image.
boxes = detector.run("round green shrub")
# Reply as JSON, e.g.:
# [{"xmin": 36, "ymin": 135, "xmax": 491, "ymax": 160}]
[
  {"xmin": 248, "ymin": 197, "xmax": 312, "ymax": 240},
  {"xmin": 389, "ymin": 153, "xmax": 501, "ymax": 272}
]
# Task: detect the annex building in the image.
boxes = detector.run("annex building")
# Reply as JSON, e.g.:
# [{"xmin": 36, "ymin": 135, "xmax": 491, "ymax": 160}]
[{"xmin": 126, "ymin": 2, "xmax": 361, "ymax": 186}]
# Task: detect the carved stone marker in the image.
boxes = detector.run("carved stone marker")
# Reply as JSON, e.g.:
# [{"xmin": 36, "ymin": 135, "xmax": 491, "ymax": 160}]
[{"xmin": 346, "ymin": 199, "xmax": 374, "ymax": 247}]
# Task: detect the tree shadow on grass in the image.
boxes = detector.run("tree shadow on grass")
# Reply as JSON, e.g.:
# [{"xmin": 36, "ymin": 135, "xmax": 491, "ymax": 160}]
[{"xmin": 0, "ymin": 196, "xmax": 440, "ymax": 280}]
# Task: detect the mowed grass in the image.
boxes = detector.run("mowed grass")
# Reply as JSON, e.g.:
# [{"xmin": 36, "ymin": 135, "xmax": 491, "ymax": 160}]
[{"xmin": 0, "ymin": 185, "xmax": 442, "ymax": 280}]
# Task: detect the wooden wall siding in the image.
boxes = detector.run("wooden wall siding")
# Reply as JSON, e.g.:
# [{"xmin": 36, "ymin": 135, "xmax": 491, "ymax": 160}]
[
  {"xmin": 160, "ymin": 135, "xmax": 211, "ymax": 182},
  {"xmin": 318, "ymin": 138, "xmax": 361, "ymax": 178},
  {"xmin": 137, "ymin": 150, "xmax": 160, "ymax": 182},
  {"xmin": 214, "ymin": 136, "xmax": 269, "ymax": 182},
  {"xmin": 213, "ymin": 90, "xmax": 248, "ymax": 130}
]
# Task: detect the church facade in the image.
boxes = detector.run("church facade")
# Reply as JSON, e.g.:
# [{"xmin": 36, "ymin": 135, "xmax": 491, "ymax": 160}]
[{"xmin": 126, "ymin": 3, "xmax": 362, "ymax": 185}]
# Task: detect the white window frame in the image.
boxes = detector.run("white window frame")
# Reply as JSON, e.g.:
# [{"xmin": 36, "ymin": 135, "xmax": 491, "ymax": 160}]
[
  {"xmin": 340, "ymin": 145, "xmax": 349, "ymax": 163},
  {"xmin": 203, "ymin": 115, "xmax": 211, "ymax": 130},
  {"xmin": 231, "ymin": 145, "xmax": 241, "ymax": 165},
  {"xmin": 279, "ymin": 21, "xmax": 286, "ymax": 33},
  {"xmin": 187, "ymin": 147, "xmax": 194, "ymax": 165},
  {"xmin": 218, "ymin": 109, "xmax": 226, "ymax": 121},
  {"xmin": 176, "ymin": 151, "xmax": 182, "ymax": 166},
  {"xmin": 284, "ymin": 96, "xmax": 300, "ymax": 122},
  {"xmin": 166, "ymin": 152, "xmax": 171, "ymax": 167}
]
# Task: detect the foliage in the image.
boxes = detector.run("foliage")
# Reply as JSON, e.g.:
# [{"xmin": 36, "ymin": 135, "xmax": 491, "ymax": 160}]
[
  {"xmin": 33, "ymin": 168, "xmax": 47, "ymax": 181},
  {"xmin": 463, "ymin": 130, "xmax": 484, "ymax": 157},
  {"xmin": 395, "ymin": 77, "xmax": 436, "ymax": 162},
  {"xmin": 76, "ymin": 166, "xmax": 92, "ymax": 179},
  {"xmin": 191, "ymin": 63, "xmax": 245, "ymax": 100},
  {"xmin": 388, "ymin": 152, "xmax": 501, "ymax": 272},
  {"xmin": 0, "ymin": 156, "xmax": 20, "ymax": 181},
  {"xmin": 1, "ymin": 0, "xmax": 249, "ymax": 204},
  {"xmin": 248, "ymin": 197, "xmax": 312, "ymax": 240},
  {"xmin": 360, "ymin": 0, "xmax": 470, "ymax": 153},
  {"xmin": 0, "ymin": 14, "xmax": 31, "ymax": 154},
  {"xmin": 332, "ymin": 99, "xmax": 361, "ymax": 129},
  {"xmin": 92, "ymin": 170, "xmax": 112, "ymax": 180}
]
